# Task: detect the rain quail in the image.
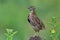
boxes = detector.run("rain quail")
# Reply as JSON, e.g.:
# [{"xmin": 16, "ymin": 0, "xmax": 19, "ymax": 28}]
[{"xmin": 28, "ymin": 6, "xmax": 45, "ymax": 36}]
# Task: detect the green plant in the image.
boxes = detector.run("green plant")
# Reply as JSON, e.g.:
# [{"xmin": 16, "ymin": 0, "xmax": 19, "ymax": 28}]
[
  {"xmin": 48, "ymin": 17, "xmax": 59, "ymax": 40},
  {"xmin": 5, "ymin": 29, "xmax": 17, "ymax": 40}
]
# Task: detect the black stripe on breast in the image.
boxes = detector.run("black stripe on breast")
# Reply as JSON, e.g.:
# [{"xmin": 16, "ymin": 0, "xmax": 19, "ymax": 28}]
[{"xmin": 28, "ymin": 15, "xmax": 30, "ymax": 23}]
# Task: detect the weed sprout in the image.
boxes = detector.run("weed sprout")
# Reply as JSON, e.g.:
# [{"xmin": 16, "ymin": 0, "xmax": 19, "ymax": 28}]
[{"xmin": 5, "ymin": 29, "xmax": 17, "ymax": 40}]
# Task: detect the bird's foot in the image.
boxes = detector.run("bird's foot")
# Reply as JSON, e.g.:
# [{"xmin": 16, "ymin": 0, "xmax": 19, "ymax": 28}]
[{"xmin": 33, "ymin": 32, "xmax": 39, "ymax": 37}]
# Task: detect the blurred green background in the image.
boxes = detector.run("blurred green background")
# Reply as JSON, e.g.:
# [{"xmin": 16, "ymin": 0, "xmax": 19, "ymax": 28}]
[{"xmin": 0, "ymin": 0, "xmax": 60, "ymax": 40}]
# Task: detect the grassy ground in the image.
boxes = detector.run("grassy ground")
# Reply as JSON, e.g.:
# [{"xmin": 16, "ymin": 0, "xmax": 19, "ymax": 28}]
[{"xmin": 0, "ymin": 0, "xmax": 60, "ymax": 40}]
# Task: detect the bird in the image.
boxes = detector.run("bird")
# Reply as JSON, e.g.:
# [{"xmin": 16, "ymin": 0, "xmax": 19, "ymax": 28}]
[{"xmin": 28, "ymin": 6, "xmax": 45, "ymax": 36}]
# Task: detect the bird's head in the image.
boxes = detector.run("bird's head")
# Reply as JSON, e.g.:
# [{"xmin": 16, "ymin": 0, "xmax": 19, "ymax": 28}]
[{"xmin": 28, "ymin": 6, "xmax": 35, "ymax": 11}]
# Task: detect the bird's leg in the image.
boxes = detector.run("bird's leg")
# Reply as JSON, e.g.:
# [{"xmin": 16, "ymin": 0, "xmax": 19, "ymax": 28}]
[
  {"xmin": 35, "ymin": 32, "xmax": 39, "ymax": 36},
  {"xmin": 33, "ymin": 32, "xmax": 39, "ymax": 37}
]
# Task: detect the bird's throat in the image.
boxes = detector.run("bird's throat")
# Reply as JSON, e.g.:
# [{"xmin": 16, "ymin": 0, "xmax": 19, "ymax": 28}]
[{"xmin": 30, "ymin": 10, "xmax": 36, "ymax": 15}]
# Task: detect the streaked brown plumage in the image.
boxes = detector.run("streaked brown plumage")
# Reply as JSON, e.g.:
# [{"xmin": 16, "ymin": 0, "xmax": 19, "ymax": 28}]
[{"xmin": 28, "ymin": 6, "xmax": 45, "ymax": 36}]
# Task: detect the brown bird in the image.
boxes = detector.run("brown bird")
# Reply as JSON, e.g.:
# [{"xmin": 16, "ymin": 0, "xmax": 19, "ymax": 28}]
[{"xmin": 28, "ymin": 6, "xmax": 45, "ymax": 36}]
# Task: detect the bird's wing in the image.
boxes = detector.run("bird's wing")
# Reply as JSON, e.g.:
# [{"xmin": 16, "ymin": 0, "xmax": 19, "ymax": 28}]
[{"xmin": 32, "ymin": 15, "xmax": 45, "ymax": 29}]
